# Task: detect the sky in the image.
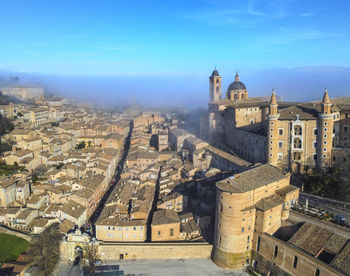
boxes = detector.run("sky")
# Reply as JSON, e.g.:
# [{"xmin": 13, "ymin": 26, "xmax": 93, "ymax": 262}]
[{"xmin": 0, "ymin": 0, "xmax": 350, "ymax": 106}]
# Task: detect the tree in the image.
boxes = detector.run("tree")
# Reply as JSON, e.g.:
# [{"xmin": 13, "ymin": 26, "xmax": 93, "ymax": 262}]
[
  {"xmin": 84, "ymin": 243, "xmax": 100, "ymax": 274},
  {"xmin": 27, "ymin": 223, "xmax": 62, "ymax": 276},
  {"xmin": 33, "ymin": 165, "xmax": 47, "ymax": 177},
  {"xmin": 76, "ymin": 141, "xmax": 86, "ymax": 150},
  {"xmin": 17, "ymin": 111, "xmax": 23, "ymax": 117},
  {"xmin": 88, "ymin": 140, "xmax": 92, "ymax": 147}
]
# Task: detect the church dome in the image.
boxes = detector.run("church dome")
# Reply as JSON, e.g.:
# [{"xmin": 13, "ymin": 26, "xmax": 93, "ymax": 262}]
[{"xmin": 227, "ymin": 73, "xmax": 246, "ymax": 90}]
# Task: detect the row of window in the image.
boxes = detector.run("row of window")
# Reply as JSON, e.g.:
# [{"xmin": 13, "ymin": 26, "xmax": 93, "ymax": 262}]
[
  {"xmin": 106, "ymin": 226, "xmax": 143, "ymax": 231},
  {"xmin": 158, "ymin": 229, "xmax": 174, "ymax": 236}
]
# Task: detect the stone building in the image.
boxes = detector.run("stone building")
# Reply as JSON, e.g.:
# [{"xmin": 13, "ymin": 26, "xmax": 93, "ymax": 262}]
[
  {"xmin": 202, "ymin": 70, "xmax": 350, "ymax": 172},
  {"xmin": 212, "ymin": 164, "xmax": 299, "ymax": 270},
  {"xmin": 151, "ymin": 209, "xmax": 180, "ymax": 242},
  {"xmin": 0, "ymin": 85, "xmax": 44, "ymax": 99}
]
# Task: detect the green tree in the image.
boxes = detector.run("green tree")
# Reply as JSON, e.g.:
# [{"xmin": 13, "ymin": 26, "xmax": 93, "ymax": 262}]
[
  {"xmin": 76, "ymin": 141, "xmax": 86, "ymax": 150},
  {"xmin": 27, "ymin": 223, "xmax": 62, "ymax": 276}
]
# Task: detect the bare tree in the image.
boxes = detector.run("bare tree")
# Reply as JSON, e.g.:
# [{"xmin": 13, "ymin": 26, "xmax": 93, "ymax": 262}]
[
  {"xmin": 84, "ymin": 242, "xmax": 101, "ymax": 273},
  {"xmin": 27, "ymin": 223, "xmax": 62, "ymax": 276}
]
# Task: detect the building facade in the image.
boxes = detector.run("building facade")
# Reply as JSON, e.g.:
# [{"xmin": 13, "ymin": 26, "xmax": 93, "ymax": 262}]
[
  {"xmin": 212, "ymin": 164, "xmax": 299, "ymax": 270},
  {"xmin": 203, "ymin": 70, "xmax": 350, "ymax": 172}
]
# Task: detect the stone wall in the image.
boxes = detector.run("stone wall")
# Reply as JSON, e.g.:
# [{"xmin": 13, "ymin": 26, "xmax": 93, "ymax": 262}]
[
  {"xmin": 61, "ymin": 240, "xmax": 212, "ymax": 260},
  {"xmin": 332, "ymin": 148, "xmax": 350, "ymax": 170},
  {"xmin": 251, "ymin": 233, "xmax": 343, "ymax": 276},
  {"xmin": 0, "ymin": 225, "xmax": 33, "ymax": 242},
  {"xmin": 100, "ymin": 242, "xmax": 212, "ymax": 260}
]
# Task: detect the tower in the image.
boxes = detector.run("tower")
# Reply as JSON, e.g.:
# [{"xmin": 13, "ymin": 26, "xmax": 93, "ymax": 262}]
[
  {"xmin": 318, "ymin": 88, "xmax": 333, "ymax": 169},
  {"xmin": 267, "ymin": 89, "xmax": 279, "ymax": 166},
  {"xmin": 209, "ymin": 69, "xmax": 222, "ymax": 102}
]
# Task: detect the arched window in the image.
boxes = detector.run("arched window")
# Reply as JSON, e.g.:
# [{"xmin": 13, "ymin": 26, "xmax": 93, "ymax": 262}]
[
  {"xmin": 234, "ymin": 94, "xmax": 238, "ymax": 100},
  {"xmin": 294, "ymin": 138, "xmax": 302, "ymax": 149},
  {"xmin": 216, "ymin": 79, "xmax": 220, "ymax": 83},
  {"xmin": 216, "ymin": 86, "xmax": 219, "ymax": 93},
  {"xmin": 241, "ymin": 93, "xmax": 245, "ymax": 100},
  {"xmin": 293, "ymin": 152, "xmax": 301, "ymax": 160},
  {"xmin": 294, "ymin": 125, "xmax": 302, "ymax": 135}
]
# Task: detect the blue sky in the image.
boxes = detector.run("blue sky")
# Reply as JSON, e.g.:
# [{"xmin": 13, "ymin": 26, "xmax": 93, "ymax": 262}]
[
  {"xmin": 0, "ymin": 0, "xmax": 350, "ymax": 106},
  {"xmin": 1, "ymin": 0, "xmax": 349, "ymax": 76}
]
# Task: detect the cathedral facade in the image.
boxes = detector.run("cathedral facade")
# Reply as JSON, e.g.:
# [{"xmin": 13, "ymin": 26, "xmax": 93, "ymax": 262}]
[{"xmin": 201, "ymin": 70, "xmax": 350, "ymax": 172}]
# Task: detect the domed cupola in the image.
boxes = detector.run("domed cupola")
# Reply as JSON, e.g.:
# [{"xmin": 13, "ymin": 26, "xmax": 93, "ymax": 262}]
[{"xmin": 226, "ymin": 73, "xmax": 248, "ymax": 101}]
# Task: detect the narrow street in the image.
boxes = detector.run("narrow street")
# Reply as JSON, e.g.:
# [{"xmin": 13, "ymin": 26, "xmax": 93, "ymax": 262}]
[{"xmin": 89, "ymin": 122, "xmax": 133, "ymax": 228}]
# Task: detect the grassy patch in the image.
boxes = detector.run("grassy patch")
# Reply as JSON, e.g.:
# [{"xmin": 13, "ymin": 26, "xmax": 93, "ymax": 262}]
[{"xmin": 0, "ymin": 233, "xmax": 29, "ymax": 263}]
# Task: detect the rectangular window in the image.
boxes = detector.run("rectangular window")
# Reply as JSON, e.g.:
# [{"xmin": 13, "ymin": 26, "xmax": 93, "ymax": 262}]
[
  {"xmin": 257, "ymin": 236, "xmax": 261, "ymax": 251},
  {"xmin": 241, "ymin": 227, "xmax": 245, "ymax": 233},
  {"xmin": 314, "ymin": 142, "xmax": 317, "ymax": 148},
  {"xmin": 314, "ymin": 129, "xmax": 318, "ymax": 135},
  {"xmin": 345, "ymin": 126, "xmax": 348, "ymax": 133},
  {"xmin": 293, "ymin": 256, "xmax": 298, "ymax": 268},
  {"xmin": 170, "ymin": 228, "xmax": 174, "ymax": 236},
  {"xmin": 158, "ymin": 231, "xmax": 161, "ymax": 236},
  {"xmin": 279, "ymin": 128, "xmax": 283, "ymax": 135},
  {"xmin": 278, "ymin": 141, "xmax": 283, "ymax": 148},
  {"xmin": 273, "ymin": 245, "xmax": 278, "ymax": 258},
  {"xmin": 278, "ymin": 153, "xmax": 283, "ymax": 159}
]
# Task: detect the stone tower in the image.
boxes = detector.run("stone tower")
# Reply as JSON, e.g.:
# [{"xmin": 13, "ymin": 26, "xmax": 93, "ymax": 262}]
[
  {"xmin": 267, "ymin": 89, "xmax": 279, "ymax": 166},
  {"xmin": 209, "ymin": 69, "xmax": 222, "ymax": 102},
  {"xmin": 318, "ymin": 88, "xmax": 333, "ymax": 169},
  {"xmin": 212, "ymin": 179, "xmax": 252, "ymax": 270}
]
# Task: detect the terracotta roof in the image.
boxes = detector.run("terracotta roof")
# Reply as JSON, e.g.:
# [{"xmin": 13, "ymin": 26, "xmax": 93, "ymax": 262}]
[
  {"xmin": 332, "ymin": 241, "xmax": 350, "ymax": 275},
  {"xmin": 216, "ymin": 164, "xmax": 286, "ymax": 193},
  {"xmin": 288, "ymin": 223, "xmax": 333, "ymax": 256},
  {"xmin": 255, "ymin": 194, "xmax": 284, "ymax": 211},
  {"xmin": 151, "ymin": 209, "xmax": 180, "ymax": 226}
]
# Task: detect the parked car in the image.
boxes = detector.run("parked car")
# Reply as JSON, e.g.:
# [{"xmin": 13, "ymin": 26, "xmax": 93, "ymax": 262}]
[
  {"xmin": 334, "ymin": 215, "xmax": 345, "ymax": 221},
  {"xmin": 94, "ymin": 259, "xmax": 102, "ymax": 265}
]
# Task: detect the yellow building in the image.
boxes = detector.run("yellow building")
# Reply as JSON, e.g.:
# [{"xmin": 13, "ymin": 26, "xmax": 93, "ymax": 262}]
[
  {"xmin": 212, "ymin": 164, "xmax": 299, "ymax": 270},
  {"xmin": 0, "ymin": 176, "xmax": 17, "ymax": 207},
  {"xmin": 96, "ymin": 218, "xmax": 147, "ymax": 242},
  {"xmin": 151, "ymin": 209, "xmax": 180, "ymax": 241},
  {"xmin": 23, "ymin": 107, "xmax": 49, "ymax": 125}
]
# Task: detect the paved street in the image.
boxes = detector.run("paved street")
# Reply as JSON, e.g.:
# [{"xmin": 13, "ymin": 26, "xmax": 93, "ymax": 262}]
[
  {"xmin": 54, "ymin": 260, "xmax": 82, "ymax": 276},
  {"xmin": 299, "ymin": 193, "xmax": 350, "ymax": 223},
  {"xmin": 54, "ymin": 258, "xmax": 249, "ymax": 276}
]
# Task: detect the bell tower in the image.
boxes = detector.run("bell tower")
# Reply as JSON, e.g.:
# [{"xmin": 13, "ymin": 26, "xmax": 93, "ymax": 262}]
[
  {"xmin": 318, "ymin": 88, "xmax": 333, "ymax": 170},
  {"xmin": 267, "ymin": 88, "xmax": 279, "ymax": 166},
  {"xmin": 209, "ymin": 69, "xmax": 222, "ymax": 102}
]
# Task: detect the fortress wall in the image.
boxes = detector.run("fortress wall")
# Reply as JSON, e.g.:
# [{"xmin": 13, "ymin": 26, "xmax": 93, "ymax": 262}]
[{"xmin": 60, "ymin": 240, "xmax": 212, "ymax": 260}]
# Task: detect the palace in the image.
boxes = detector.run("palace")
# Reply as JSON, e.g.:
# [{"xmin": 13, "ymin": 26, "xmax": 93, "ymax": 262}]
[{"xmin": 201, "ymin": 70, "xmax": 350, "ymax": 172}]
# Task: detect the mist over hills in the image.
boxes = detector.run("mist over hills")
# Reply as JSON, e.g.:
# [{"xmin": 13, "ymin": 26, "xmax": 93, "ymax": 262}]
[{"xmin": 0, "ymin": 66, "xmax": 349, "ymax": 108}]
